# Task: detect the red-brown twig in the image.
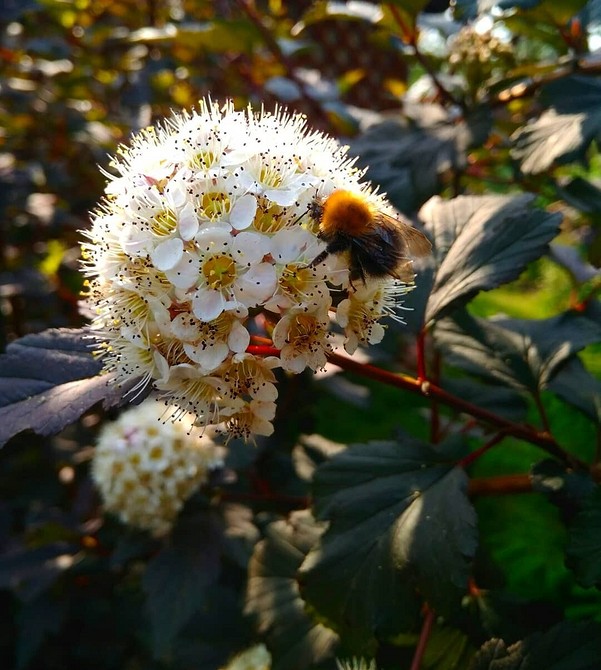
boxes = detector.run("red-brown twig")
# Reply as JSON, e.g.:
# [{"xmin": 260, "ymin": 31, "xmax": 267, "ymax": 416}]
[{"xmin": 410, "ymin": 605, "xmax": 436, "ymax": 670}]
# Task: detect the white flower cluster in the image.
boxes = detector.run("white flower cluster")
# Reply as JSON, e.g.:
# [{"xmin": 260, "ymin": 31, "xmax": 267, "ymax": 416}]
[
  {"xmin": 221, "ymin": 644, "xmax": 271, "ymax": 670},
  {"xmin": 91, "ymin": 400, "xmax": 222, "ymax": 535},
  {"xmin": 82, "ymin": 100, "xmax": 407, "ymax": 441}
]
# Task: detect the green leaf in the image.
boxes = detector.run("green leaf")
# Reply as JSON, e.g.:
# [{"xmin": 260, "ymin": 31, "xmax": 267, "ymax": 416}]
[
  {"xmin": 566, "ymin": 487, "xmax": 601, "ymax": 588},
  {"xmin": 435, "ymin": 310, "xmax": 601, "ymax": 393},
  {"xmin": 300, "ymin": 438, "xmax": 477, "ymax": 646},
  {"xmin": 0, "ymin": 328, "xmax": 139, "ymax": 447},
  {"xmin": 422, "ymin": 624, "xmax": 476, "ymax": 670},
  {"xmin": 128, "ymin": 20, "xmax": 260, "ymax": 53},
  {"xmin": 469, "ymin": 620, "xmax": 601, "ymax": 670},
  {"xmin": 143, "ymin": 513, "xmax": 221, "ymax": 658},
  {"xmin": 350, "ymin": 107, "xmax": 491, "ymax": 213},
  {"xmin": 499, "ymin": 0, "xmax": 588, "ymax": 24},
  {"xmin": 245, "ymin": 510, "xmax": 339, "ymax": 670},
  {"xmin": 512, "ymin": 76, "xmax": 601, "ymax": 174},
  {"xmin": 422, "ymin": 195, "xmax": 561, "ymax": 324}
]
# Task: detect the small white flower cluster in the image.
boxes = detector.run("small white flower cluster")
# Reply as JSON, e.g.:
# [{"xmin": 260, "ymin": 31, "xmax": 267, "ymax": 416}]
[
  {"xmin": 91, "ymin": 400, "xmax": 222, "ymax": 535},
  {"xmin": 221, "ymin": 644, "xmax": 271, "ymax": 670},
  {"xmin": 82, "ymin": 100, "xmax": 408, "ymax": 441}
]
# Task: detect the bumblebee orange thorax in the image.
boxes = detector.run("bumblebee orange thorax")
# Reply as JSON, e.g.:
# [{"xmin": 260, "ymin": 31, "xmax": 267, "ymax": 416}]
[{"xmin": 319, "ymin": 190, "xmax": 374, "ymax": 237}]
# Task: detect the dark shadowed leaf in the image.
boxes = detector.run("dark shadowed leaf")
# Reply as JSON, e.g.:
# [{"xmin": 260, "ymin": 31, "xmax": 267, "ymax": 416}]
[
  {"xmin": 435, "ymin": 310, "xmax": 601, "ymax": 393},
  {"xmin": 442, "ymin": 378, "xmax": 529, "ymax": 422},
  {"xmin": 469, "ymin": 620, "xmax": 601, "ymax": 669},
  {"xmin": 350, "ymin": 107, "xmax": 491, "ymax": 213},
  {"xmin": 245, "ymin": 510, "xmax": 339, "ymax": 670},
  {"xmin": 221, "ymin": 503, "xmax": 260, "ymax": 569},
  {"xmin": 512, "ymin": 76, "xmax": 601, "ymax": 174},
  {"xmin": 555, "ymin": 176, "xmax": 601, "ymax": 215},
  {"xmin": 566, "ymin": 487, "xmax": 601, "ymax": 588},
  {"xmin": 300, "ymin": 438, "xmax": 477, "ymax": 646},
  {"xmin": 143, "ymin": 512, "xmax": 221, "ymax": 658},
  {"xmin": 0, "ymin": 328, "xmax": 139, "ymax": 446},
  {"xmin": 452, "ymin": 0, "xmax": 497, "ymax": 20},
  {"xmin": 292, "ymin": 434, "xmax": 346, "ymax": 483},
  {"xmin": 0, "ymin": 543, "xmax": 78, "ymax": 600},
  {"xmin": 421, "ymin": 195, "xmax": 561, "ymax": 324},
  {"xmin": 17, "ymin": 594, "xmax": 66, "ymax": 669},
  {"xmin": 531, "ymin": 459, "xmax": 597, "ymax": 507},
  {"xmin": 547, "ymin": 357, "xmax": 601, "ymax": 425},
  {"xmin": 175, "ymin": 584, "xmax": 249, "ymax": 670}
]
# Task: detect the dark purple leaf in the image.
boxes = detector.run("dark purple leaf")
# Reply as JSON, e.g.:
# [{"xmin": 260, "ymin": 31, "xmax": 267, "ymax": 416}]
[
  {"xmin": 300, "ymin": 438, "xmax": 477, "ymax": 645},
  {"xmin": 0, "ymin": 328, "xmax": 142, "ymax": 446},
  {"xmin": 422, "ymin": 194, "xmax": 561, "ymax": 324},
  {"xmin": 246, "ymin": 510, "xmax": 339, "ymax": 670},
  {"xmin": 143, "ymin": 512, "xmax": 221, "ymax": 657}
]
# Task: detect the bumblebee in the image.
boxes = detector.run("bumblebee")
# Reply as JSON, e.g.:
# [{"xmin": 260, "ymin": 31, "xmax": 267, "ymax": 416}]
[{"xmin": 308, "ymin": 189, "xmax": 431, "ymax": 284}]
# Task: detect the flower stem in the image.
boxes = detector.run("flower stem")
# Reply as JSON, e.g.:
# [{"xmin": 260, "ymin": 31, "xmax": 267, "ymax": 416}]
[
  {"xmin": 389, "ymin": 6, "xmax": 463, "ymax": 110},
  {"xmin": 326, "ymin": 351, "xmax": 588, "ymax": 469},
  {"xmin": 468, "ymin": 474, "xmax": 533, "ymax": 496},
  {"xmin": 410, "ymin": 605, "xmax": 435, "ymax": 670},
  {"xmin": 457, "ymin": 432, "xmax": 507, "ymax": 469}
]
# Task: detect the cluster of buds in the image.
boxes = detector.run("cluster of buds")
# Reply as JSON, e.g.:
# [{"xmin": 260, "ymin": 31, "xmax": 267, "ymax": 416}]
[
  {"xmin": 82, "ymin": 100, "xmax": 410, "ymax": 441},
  {"xmin": 91, "ymin": 400, "xmax": 223, "ymax": 535}
]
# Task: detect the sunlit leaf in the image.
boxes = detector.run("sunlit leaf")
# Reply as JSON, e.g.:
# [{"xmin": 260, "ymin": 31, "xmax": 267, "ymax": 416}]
[
  {"xmin": 512, "ymin": 76, "xmax": 601, "ymax": 174},
  {"xmin": 0, "ymin": 329, "xmax": 139, "ymax": 447},
  {"xmin": 422, "ymin": 194, "xmax": 561, "ymax": 324},
  {"xmin": 300, "ymin": 438, "xmax": 477, "ymax": 646},
  {"xmin": 350, "ymin": 107, "xmax": 491, "ymax": 213},
  {"xmin": 245, "ymin": 510, "xmax": 339, "ymax": 670},
  {"xmin": 469, "ymin": 620, "xmax": 601, "ymax": 669}
]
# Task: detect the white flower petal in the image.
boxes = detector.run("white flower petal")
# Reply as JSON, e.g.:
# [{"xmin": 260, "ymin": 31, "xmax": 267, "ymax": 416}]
[
  {"xmin": 151, "ymin": 237, "xmax": 184, "ymax": 271},
  {"xmin": 165, "ymin": 252, "xmax": 201, "ymax": 289},
  {"xmin": 270, "ymin": 227, "xmax": 316, "ymax": 263},
  {"xmin": 179, "ymin": 202, "xmax": 199, "ymax": 240},
  {"xmin": 234, "ymin": 263, "xmax": 277, "ymax": 305},
  {"xmin": 229, "ymin": 194, "xmax": 257, "ymax": 230},
  {"xmin": 232, "ymin": 231, "xmax": 269, "ymax": 264},
  {"xmin": 192, "ymin": 289, "xmax": 228, "ymax": 322},
  {"xmin": 228, "ymin": 320, "xmax": 250, "ymax": 353},
  {"xmin": 183, "ymin": 341, "xmax": 229, "ymax": 372}
]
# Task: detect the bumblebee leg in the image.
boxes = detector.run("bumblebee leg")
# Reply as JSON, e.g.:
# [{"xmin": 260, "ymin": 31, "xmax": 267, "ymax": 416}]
[{"xmin": 308, "ymin": 249, "xmax": 330, "ymax": 268}]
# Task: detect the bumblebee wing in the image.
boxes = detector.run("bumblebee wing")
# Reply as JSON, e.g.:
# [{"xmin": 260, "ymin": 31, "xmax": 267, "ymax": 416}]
[
  {"xmin": 376, "ymin": 213, "xmax": 432, "ymax": 257},
  {"xmin": 349, "ymin": 229, "xmax": 412, "ymax": 281}
]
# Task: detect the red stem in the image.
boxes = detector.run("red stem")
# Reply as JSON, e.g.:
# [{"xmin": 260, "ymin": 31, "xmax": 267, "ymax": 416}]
[
  {"xmin": 416, "ymin": 329, "xmax": 427, "ymax": 381},
  {"xmin": 457, "ymin": 432, "xmax": 507, "ymax": 469},
  {"xmin": 468, "ymin": 474, "xmax": 533, "ymax": 496},
  {"xmin": 326, "ymin": 351, "xmax": 587, "ymax": 470},
  {"xmin": 245, "ymin": 337, "xmax": 587, "ymax": 470},
  {"xmin": 410, "ymin": 606, "xmax": 435, "ymax": 670}
]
